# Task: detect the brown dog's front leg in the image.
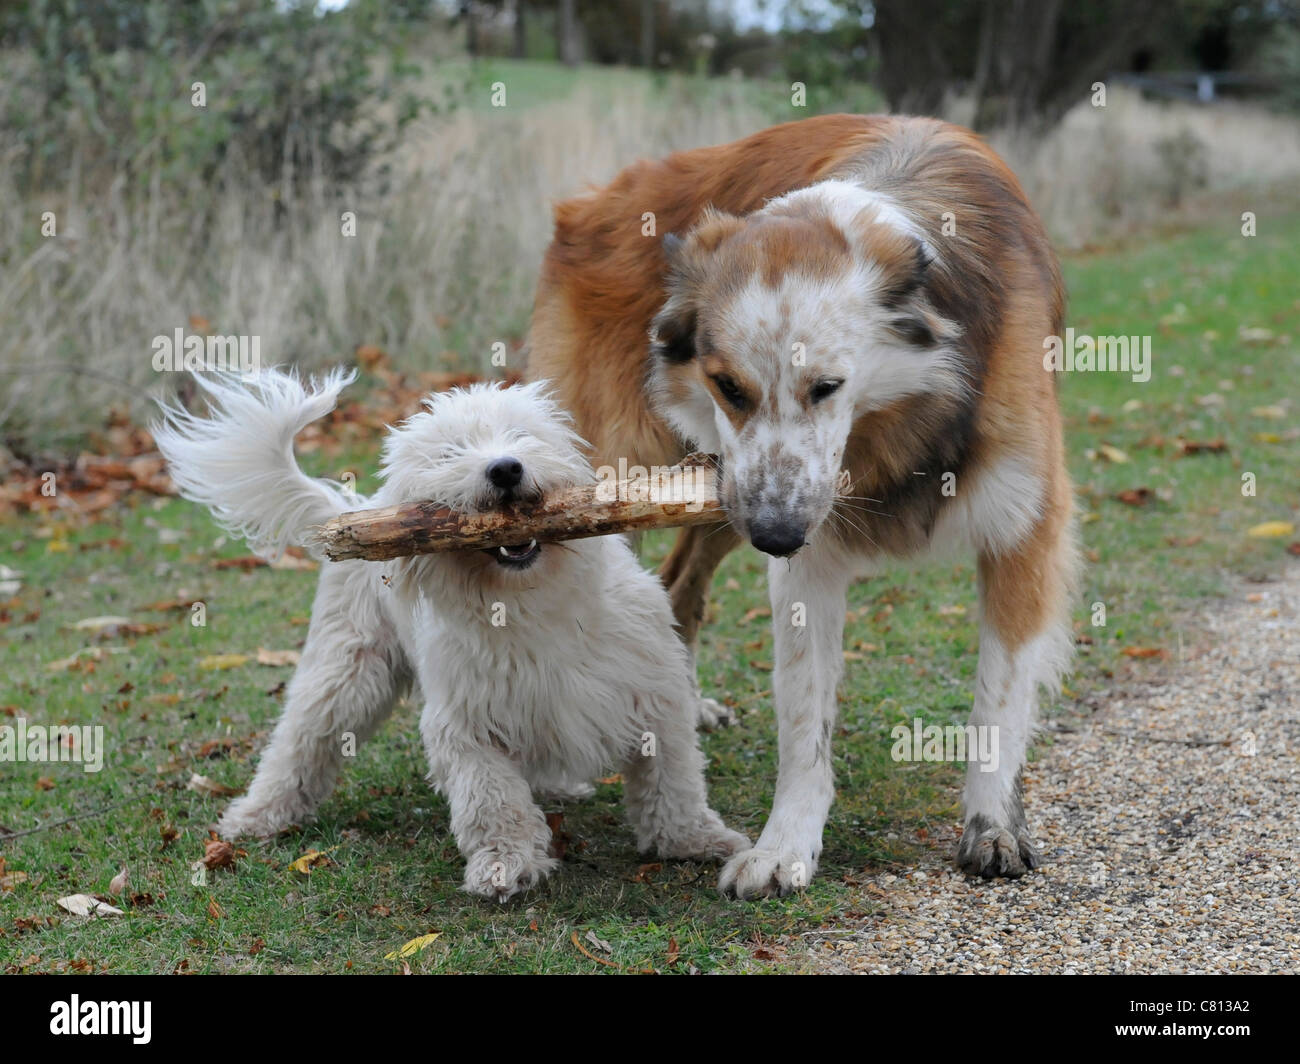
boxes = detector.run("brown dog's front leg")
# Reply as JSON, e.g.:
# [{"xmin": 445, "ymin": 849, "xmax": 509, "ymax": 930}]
[
  {"xmin": 660, "ymin": 522, "xmax": 740, "ymax": 649},
  {"xmin": 659, "ymin": 522, "xmax": 742, "ymax": 730}
]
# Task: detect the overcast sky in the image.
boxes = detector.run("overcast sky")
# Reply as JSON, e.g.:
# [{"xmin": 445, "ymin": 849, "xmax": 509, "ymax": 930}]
[{"xmin": 312, "ymin": 1, "xmax": 863, "ymax": 34}]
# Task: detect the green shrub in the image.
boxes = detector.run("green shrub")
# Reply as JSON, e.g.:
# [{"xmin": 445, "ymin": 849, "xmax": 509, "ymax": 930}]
[{"xmin": 0, "ymin": 0, "xmax": 435, "ymax": 194}]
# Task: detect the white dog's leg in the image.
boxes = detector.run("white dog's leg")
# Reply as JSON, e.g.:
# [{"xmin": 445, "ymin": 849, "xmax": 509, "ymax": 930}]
[
  {"xmin": 719, "ymin": 542, "xmax": 851, "ymax": 898},
  {"xmin": 622, "ymin": 696, "xmax": 749, "ymax": 861},
  {"xmin": 218, "ymin": 570, "xmax": 408, "ymax": 838},
  {"xmin": 422, "ymin": 721, "xmax": 559, "ymax": 903}
]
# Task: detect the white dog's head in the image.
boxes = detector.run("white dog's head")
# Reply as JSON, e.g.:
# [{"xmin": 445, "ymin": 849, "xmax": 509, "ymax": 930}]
[
  {"xmin": 379, "ymin": 381, "xmax": 592, "ymax": 575},
  {"xmin": 648, "ymin": 182, "xmax": 965, "ymax": 558}
]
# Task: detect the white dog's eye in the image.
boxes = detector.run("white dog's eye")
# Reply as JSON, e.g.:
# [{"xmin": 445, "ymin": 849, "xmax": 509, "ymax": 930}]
[{"xmin": 810, "ymin": 378, "xmax": 844, "ymax": 404}]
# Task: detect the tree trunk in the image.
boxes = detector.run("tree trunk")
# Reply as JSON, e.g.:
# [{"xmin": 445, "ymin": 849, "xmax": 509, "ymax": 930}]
[
  {"xmin": 969, "ymin": 0, "xmax": 996, "ymax": 128},
  {"xmin": 558, "ymin": 0, "xmax": 577, "ymax": 67},
  {"xmin": 461, "ymin": 1, "xmax": 478, "ymax": 59},
  {"xmin": 872, "ymin": 0, "xmax": 950, "ymax": 115},
  {"xmin": 640, "ymin": 0, "xmax": 655, "ymax": 68},
  {"xmin": 513, "ymin": 0, "xmax": 527, "ymax": 59}
]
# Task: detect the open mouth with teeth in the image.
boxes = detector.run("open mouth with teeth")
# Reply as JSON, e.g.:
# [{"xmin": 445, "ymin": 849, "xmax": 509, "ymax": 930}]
[{"xmin": 486, "ymin": 539, "xmax": 541, "ymax": 570}]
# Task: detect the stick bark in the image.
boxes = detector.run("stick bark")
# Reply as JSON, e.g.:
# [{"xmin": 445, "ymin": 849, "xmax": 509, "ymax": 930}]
[{"xmin": 314, "ymin": 454, "xmax": 726, "ymax": 561}]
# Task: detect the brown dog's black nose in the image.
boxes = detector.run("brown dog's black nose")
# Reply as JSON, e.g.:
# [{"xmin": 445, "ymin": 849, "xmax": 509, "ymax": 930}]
[
  {"xmin": 486, "ymin": 457, "xmax": 524, "ymax": 491},
  {"xmin": 750, "ymin": 514, "xmax": 806, "ymax": 557}
]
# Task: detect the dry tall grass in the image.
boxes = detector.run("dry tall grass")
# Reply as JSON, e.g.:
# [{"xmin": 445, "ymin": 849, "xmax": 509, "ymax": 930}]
[
  {"xmin": 2, "ymin": 76, "xmax": 1298, "ymax": 453},
  {"xmin": 987, "ymin": 86, "xmax": 1300, "ymax": 247},
  {"xmin": 0, "ymin": 80, "xmax": 769, "ymax": 452}
]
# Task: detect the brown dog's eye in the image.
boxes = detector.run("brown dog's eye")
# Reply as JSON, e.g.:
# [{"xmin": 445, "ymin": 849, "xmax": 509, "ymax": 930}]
[
  {"xmin": 711, "ymin": 374, "xmax": 748, "ymax": 411},
  {"xmin": 810, "ymin": 378, "xmax": 844, "ymax": 404}
]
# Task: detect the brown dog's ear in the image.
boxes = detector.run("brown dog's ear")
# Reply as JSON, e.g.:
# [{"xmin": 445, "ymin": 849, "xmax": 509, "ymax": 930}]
[
  {"xmin": 684, "ymin": 206, "xmax": 745, "ymax": 254},
  {"xmin": 838, "ymin": 202, "xmax": 937, "ymax": 313},
  {"xmin": 885, "ymin": 305, "xmax": 960, "ymax": 349},
  {"xmin": 659, "ymin": 207, "xmax": 744, "ymax": 281},
  {"xmin": 869, "ymin": 229, "xmax": 935, "ymax": 310},
  {"xmin": 652, "ymin": 207, "xmax": 744, "ymax": 364},
  {"xmin": 855, "ymin": 224, "xmax": 957, "ymax": 349},
  {"xmin": 650, "ymin": 276, "xmax": 698, "ymax": 364}
]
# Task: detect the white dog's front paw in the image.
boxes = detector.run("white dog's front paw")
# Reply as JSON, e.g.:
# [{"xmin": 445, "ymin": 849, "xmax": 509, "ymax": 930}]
[
  {"xmin": 462, "ymin": 846, "xmax": 560, "ymax": 903},
  {"xmin": 216, "ymin": 795, "xmax": 304, "ymax": 839},
  {"xmin": 719, "ymin": 845, "xmax": 817, "ymax": 899},
  {"xmin": 651, "ymin": 818, "xmax": 750, "ymax": 862},
  {"xmin": 695, "ymin": 697, "xmax": 736, "ymax": 731}
]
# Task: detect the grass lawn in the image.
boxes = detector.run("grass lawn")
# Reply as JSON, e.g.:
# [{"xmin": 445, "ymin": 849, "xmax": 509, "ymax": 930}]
[
  {"xmin": 1, "ymin": 209, "xmax": 1297, "ymax": 974},
  {"xmin": 433, "ymin": 54, "xmax": 884, "ymax": 120}
]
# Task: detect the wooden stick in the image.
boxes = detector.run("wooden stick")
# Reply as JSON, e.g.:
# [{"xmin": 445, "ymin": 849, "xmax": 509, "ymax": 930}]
[{"xmin": 314, "ymin": 453, "xmax": 726, "ymax": 561}]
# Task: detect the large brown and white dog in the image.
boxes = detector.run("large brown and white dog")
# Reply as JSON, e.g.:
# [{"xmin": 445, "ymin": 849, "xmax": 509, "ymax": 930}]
[{"xmin": 526, "ymin": 114, "xmax": 1078, "ymax": 899}]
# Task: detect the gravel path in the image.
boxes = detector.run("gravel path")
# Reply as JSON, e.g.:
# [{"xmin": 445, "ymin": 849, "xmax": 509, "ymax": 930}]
[{"xmin": 789, "ymin": 564, "xmax": 1300, "ymax": 974}]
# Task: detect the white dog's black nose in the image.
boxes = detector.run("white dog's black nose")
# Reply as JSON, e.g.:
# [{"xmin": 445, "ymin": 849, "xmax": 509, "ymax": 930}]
[
  {"xmin": 486, "ymin": 457, "xmax": 524, "ymax": 491},
  {"xmin": 750, "ymin": 514, "xmax": 806, "ymax": 557}
]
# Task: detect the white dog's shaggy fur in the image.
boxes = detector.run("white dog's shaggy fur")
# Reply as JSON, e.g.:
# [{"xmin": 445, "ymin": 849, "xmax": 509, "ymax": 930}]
[{"xmin": 153, "ymin": 369, "xmax": 747, "ymax": 900}]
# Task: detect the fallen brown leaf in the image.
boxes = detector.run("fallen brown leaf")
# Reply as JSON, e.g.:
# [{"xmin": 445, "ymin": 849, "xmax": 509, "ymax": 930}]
[
  {"xmin": 356, "ymin": 344, "xmax": 389, "ymax": 369},
  {"xmin": 57, "ymin": 894, "xmax": 123, "ymax": 918},
  {"xmin": 1121, "ymin": 646, "xmax": 1168, "ymax": 660},
  {"xmin": 212, "ymin": 556, "xmax": 266, "ymax": 571},
  {"xmin": 1174, "ymin": 437, "xmax": 1227, "ymax": 457},
  {"xmin": 1115, "ymin": 487, "xmax": 1153, "ymax": 507},
  {"xmin": 202, "ymin": 836, "xmax": 238, "ymax": 870},
  {"xmin": 187, "ymin": 772, "xmax": 240, "ymax": 797},
  {"xmin": 196, "ymin": 737, "xmax": 236, "ymax": 759},
  {"xmin": 546, "ymin": 811, "xmax": 569, "ymax": 860}
]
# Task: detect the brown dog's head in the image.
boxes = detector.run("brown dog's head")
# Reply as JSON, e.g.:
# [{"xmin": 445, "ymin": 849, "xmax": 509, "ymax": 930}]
[{"xmin": 648, "ymin": 182, "xmax": 963, "ymax": 557}]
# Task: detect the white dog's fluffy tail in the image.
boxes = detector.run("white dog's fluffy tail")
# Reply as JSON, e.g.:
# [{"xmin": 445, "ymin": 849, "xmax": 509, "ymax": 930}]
[{"xmin": 152, "ymin": 368, "xmax": 357, "ymax": 559}]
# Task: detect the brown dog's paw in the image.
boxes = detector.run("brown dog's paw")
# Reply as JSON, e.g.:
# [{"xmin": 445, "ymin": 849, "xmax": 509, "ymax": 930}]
[{"xmin": 955, "ymin": 814, "xmax": 1042, "ymax": 879}]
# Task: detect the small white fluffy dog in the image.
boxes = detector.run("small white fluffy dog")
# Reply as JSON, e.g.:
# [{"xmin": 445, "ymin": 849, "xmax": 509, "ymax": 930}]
[{"xmin": 154, "ymin": 369, "xmax": 747, "ymax": 900}]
